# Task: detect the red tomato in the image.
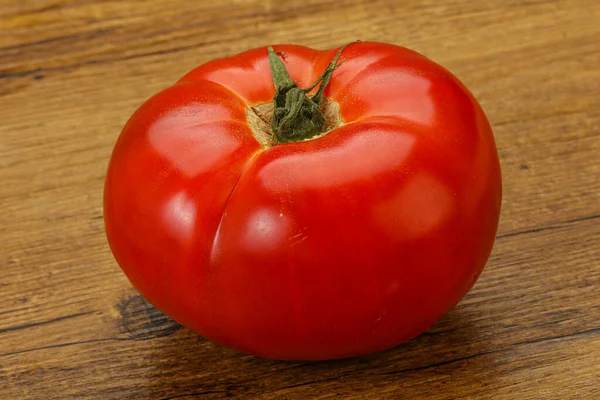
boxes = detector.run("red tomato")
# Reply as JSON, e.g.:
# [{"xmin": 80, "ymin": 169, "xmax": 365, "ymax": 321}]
[{"xmin": 104, "ymin": 41, "xmax": 502, "ymax": 360}]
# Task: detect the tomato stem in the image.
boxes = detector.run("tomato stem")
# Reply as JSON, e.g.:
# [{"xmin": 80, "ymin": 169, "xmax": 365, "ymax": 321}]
[{"xmin": 268, "ymin": 42, "xmax": 358, "ymax": 144}]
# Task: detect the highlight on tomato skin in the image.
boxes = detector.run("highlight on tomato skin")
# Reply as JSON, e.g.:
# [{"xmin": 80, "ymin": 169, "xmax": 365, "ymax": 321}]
[{"xmin": 104, "ymin": 41, "xmax": 502, "ymax": 361}]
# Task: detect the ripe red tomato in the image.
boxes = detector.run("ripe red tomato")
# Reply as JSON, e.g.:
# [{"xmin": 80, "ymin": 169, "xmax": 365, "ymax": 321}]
[{"xmin": 104, "ymin": 41, "xmax": 501, "ymax": 360}]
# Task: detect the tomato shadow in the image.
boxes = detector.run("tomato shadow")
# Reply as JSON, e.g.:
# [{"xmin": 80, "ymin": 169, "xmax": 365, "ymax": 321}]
[{"xmin": 134, "ymin": 300, "xmax": 495, "ymax": 398}]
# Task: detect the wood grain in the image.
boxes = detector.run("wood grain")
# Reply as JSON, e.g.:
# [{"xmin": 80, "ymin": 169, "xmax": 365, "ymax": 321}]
[{"xmin": 1, "ymin": 0, "xmax": 599, "ymax": 398}]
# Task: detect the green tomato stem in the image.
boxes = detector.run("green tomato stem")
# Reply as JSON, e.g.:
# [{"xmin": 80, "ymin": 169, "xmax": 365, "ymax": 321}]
[{"xmin": 267, "ymin": 42, "xmax": 358, "ymax": 144}]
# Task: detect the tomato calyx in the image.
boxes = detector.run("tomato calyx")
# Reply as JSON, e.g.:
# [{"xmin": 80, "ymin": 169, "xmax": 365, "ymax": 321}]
[{"xmin": 267, "ymin": 42, "xmax": 357, "ymax": 144}]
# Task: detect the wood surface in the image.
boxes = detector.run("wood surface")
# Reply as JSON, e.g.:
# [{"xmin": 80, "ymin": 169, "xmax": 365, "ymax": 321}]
[{"xmin": 1, "ymin": 0, "xmax": 599, "ymax": 398}]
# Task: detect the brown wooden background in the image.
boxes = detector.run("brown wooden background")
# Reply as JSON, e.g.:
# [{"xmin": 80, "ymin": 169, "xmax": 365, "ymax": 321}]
[{"xmin": 2, "ymin": 0, "xmax": 599, "ymax": 398}]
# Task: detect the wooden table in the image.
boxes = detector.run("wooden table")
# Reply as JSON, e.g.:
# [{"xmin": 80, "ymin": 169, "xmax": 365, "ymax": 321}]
[{"xmin": 2, "ymin": 0, "xmax": 599, "ymax": 398}]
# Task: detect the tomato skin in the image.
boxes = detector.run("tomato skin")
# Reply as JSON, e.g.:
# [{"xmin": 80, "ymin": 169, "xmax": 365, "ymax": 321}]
[{"xmin": 104, "ymin": 42, "xmax": 501, "ymax": 360}]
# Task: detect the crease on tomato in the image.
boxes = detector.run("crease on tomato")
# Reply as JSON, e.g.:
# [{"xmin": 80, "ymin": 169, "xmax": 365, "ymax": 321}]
[
  {"xmin": 208, "ymin": 148, "xmax": 264, "ymax": 264},
  {"xmin": 180, "ymin": 77, "xmax": 252, "ymax": 107}
]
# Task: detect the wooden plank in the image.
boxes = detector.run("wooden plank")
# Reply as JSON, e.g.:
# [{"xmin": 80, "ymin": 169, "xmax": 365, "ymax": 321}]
[
  {"xmin": 1, "ymin": 0, "xmax": 599, "ymax": 398},
  {"xmin": 1, "ymin": 214, "xmax": 598, "ymax": 398}
]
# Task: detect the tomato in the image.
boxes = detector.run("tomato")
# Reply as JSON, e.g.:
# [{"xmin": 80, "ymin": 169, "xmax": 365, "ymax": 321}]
[{"xmin": 104, "ymin": 41, "xmax": 502, "ymax": 360}]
